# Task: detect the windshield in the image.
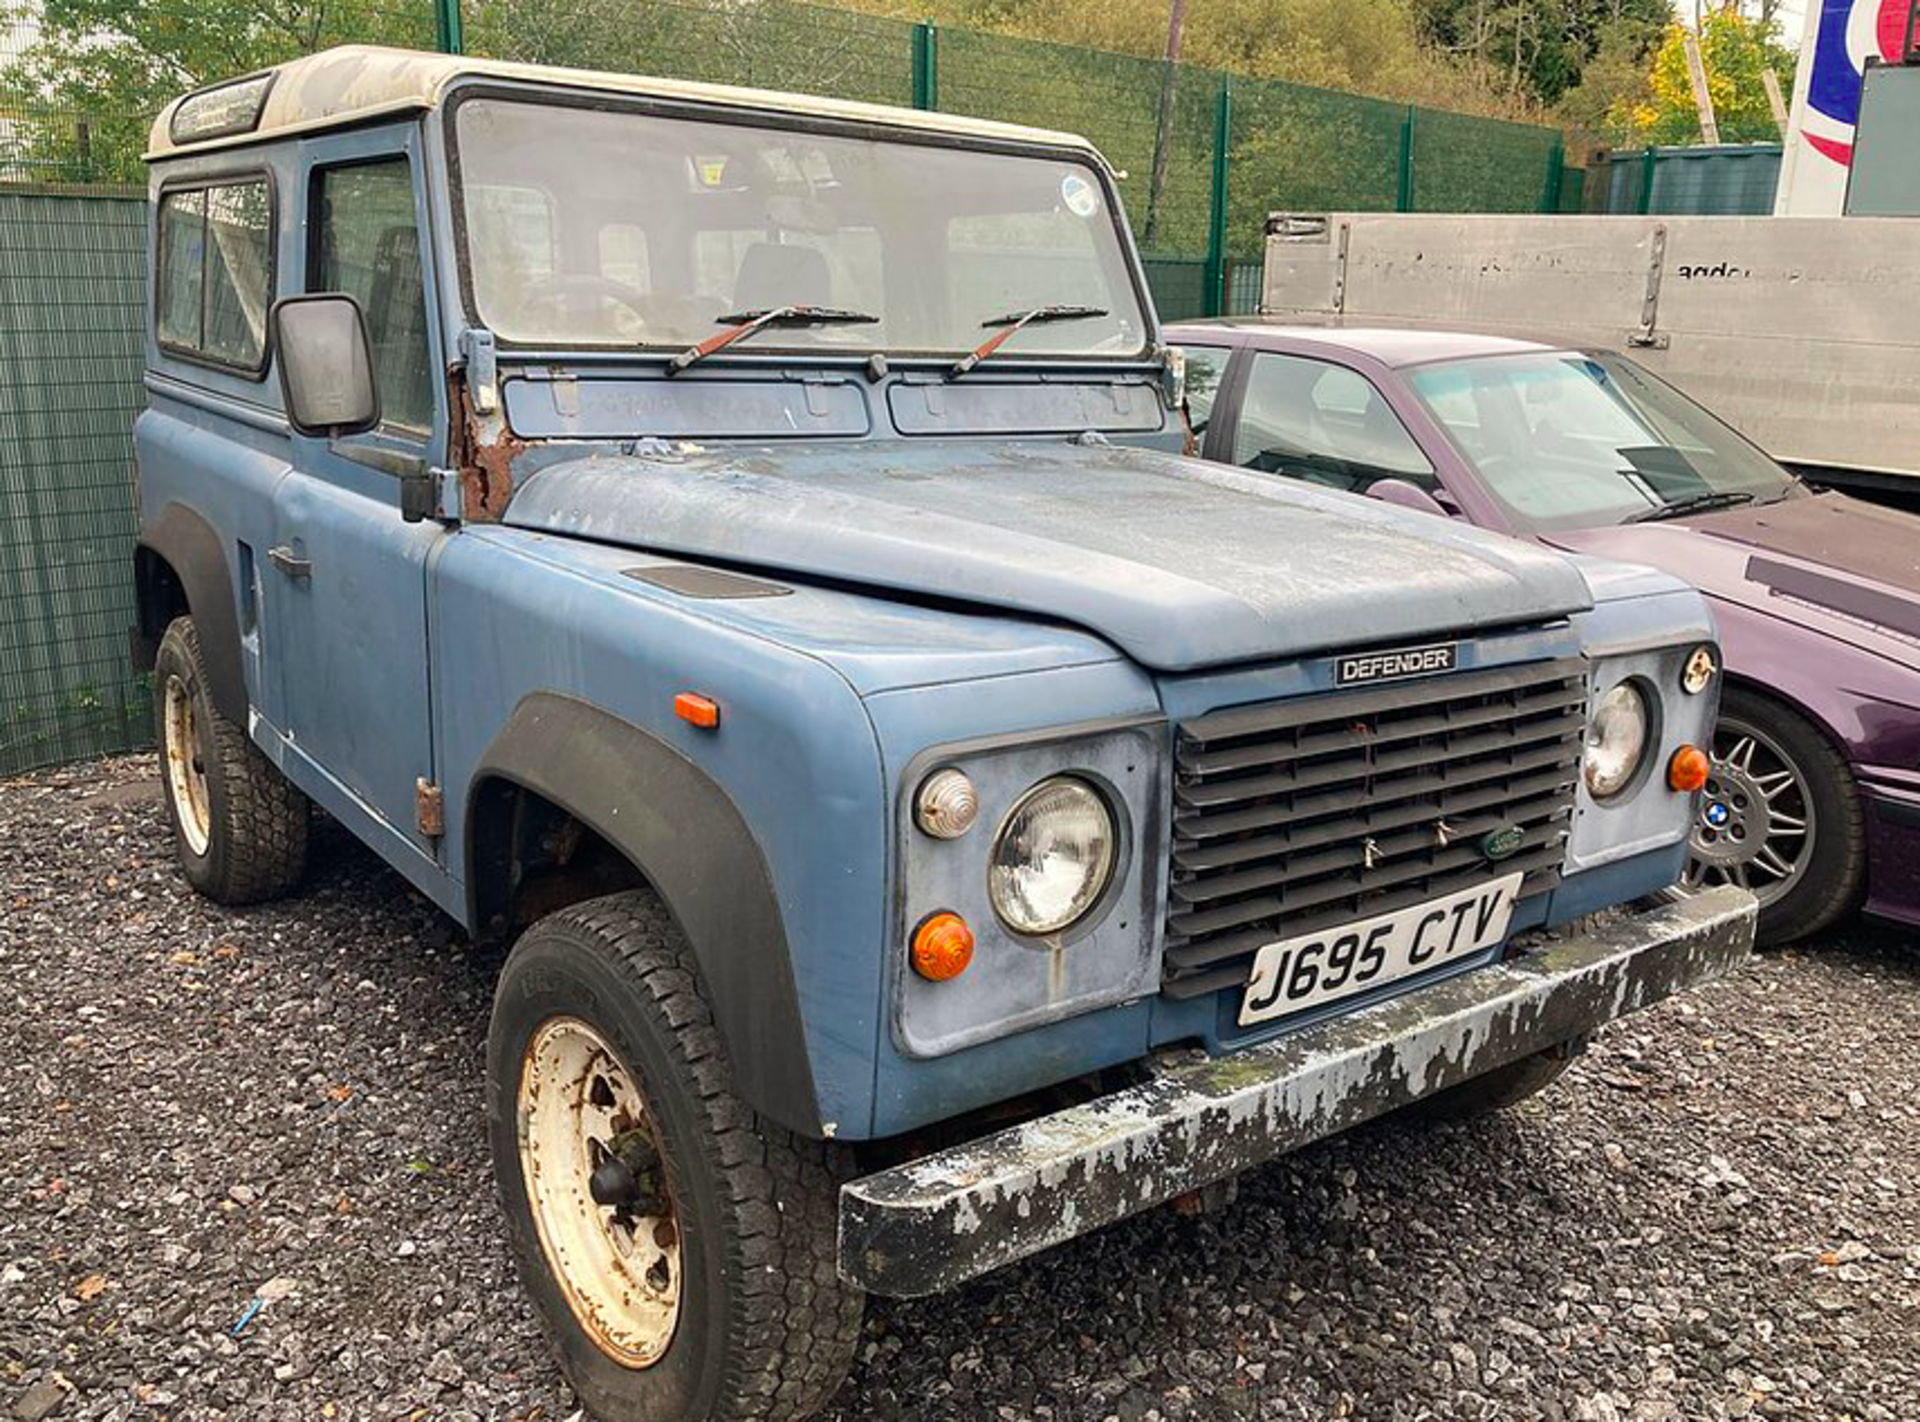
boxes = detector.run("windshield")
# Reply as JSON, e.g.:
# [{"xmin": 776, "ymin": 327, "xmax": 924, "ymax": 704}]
[
  {"xmin": 452, "ymin": 97, "xmax": 1148, "ymax": 359},
  {"xmin": 1407, "ymin": 351, "xmax": 1799, "ymax": 530}
]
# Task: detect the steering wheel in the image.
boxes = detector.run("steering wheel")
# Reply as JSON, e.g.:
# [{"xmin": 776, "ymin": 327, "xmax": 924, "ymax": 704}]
[{"xmin": 519, "ymin": 273, "xmax": 652, "ymax": 326}]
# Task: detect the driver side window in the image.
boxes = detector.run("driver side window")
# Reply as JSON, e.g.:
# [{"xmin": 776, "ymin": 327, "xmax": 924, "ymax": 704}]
[
  {"xmin": 314, "ymin": 158, "xmax": 433, "ymax": 434},
  {"xmin": 1232, "ymin": 352, "xmax": 1435, "ymax": 495}
]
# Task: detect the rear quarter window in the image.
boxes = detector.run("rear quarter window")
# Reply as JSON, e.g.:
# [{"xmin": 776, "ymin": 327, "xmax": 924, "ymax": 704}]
[{"xmin": 155, "ymin": 177, "xmax": 274, "ymax": 375}]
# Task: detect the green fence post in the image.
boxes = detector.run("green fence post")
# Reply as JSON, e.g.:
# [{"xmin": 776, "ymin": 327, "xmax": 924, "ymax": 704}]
[
  {"xmin": 1638, "ymin": 147, "xmax": 1657, "ymax": 214},
  {"xmin": 1542, "ymin": 138, "xmax": 1566, "ymax": 212},
  {"xmin": 912, "ymin": 22, "xmax": 938, "ymax": 110},
  {"xmin": 1202, "ymin": 75, "xmax": 1232, "ymax": 317},
  {"xmin": 435, "ymin": 0, "xmax": 463, "ymax": 54},
  {"xmin": 1397, "ymin": 106, "xmax": 1416, "ymax": 212}
]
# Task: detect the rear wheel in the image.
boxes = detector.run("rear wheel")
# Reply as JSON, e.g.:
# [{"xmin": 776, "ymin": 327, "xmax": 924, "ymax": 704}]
[
  {"xmin": 154, "ymin": 616, "xmax": 308, "ymax": 904},
  {"xmin": 1672, "ymin": 685, "xmax": 1863, "ymax": 945},
  {"xmin": 488, "ymin": 890, "xmax": 863, "ymax": 1422}
]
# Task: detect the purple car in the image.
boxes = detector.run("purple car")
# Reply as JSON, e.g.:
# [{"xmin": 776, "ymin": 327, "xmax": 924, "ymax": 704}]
[{"xmin": 1166, "ymin": 320, "xmax": 1920, "ymax": 945}]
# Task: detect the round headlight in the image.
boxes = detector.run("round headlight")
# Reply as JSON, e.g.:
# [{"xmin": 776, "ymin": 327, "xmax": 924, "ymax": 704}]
[
  {"xmin": 988, "ymin": 777, "xmax": 1116, "ymax": 936},
  {"xmin": 1584, "ymin": 681, "xmax": 1650, "ymax": 800}
]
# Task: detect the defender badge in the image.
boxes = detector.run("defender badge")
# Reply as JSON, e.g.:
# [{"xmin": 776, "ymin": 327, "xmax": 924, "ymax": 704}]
[
  {"xmin": 1479, "ymin": 824, "xmax": 1525, "ymax": 862},
  {"xmin": 1335, "ymin": 642, "xmax": 1458, "ymax": 687}
]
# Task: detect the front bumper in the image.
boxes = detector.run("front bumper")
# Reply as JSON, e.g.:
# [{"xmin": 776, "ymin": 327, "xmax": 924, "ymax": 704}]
[{"xmin": 839, "ymin": 886, "xmax": 1754, "ymax": 1297}]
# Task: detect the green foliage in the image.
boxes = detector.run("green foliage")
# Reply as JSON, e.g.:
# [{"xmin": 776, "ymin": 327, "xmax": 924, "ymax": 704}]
[
  {"xmin": 1555, "ymin": 15, "xmax": 1662, "ymax": 147},
  {"xmin": 0, "ymin": 0, "xmax": 435, "ymax": 181},
  {"xmin": 1611, "ymin": 11, "xmax": 1796, "ymax": 146},
  {"xmin": 846, "ymin": 0, "xmax": 1548, "ymax": 120},
  {"xmin": 1408, "ymin": 0, "xmax": 1669, "ymax": 105}
]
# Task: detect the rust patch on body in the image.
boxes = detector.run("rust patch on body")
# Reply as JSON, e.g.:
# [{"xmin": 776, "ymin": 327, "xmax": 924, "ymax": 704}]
[
  {"xmin": 452, "ymin": 377, "xmax": 525, "ymax": 522},
  {"xmin": 414, "ymin": 778, "xmax": 445, "ymax": 838}
]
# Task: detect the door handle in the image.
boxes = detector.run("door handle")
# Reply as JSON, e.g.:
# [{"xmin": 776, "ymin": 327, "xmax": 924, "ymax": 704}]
[{"xmin": 268, "ymin": 545, "xmax": 312, "ymax": 580}]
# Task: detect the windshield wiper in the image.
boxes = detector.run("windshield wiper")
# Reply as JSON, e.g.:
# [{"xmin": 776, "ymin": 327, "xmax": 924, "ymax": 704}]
[
  {"xmin": 948, "ymin": 304, "xmax": 1108, "ymax": 379},
  {"xmin": 669, "ymin": 304, "xmax": 878, "ymax": 373},
  {"xmin": 1625, "ymin": 490, "xmax": 1757, "ymax": 523}
]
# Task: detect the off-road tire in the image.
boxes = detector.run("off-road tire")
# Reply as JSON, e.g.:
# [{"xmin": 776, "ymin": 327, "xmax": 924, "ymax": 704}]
[
  {"xmin": 1404, "ymin": 1040, "xmax": 1582, "ymax": 1124},
  {"xmin": 1719, "ymin": 685, "xmax": 1865, "ymax": 946},
  {"xmin": 488, "ymin": 890, "xmax": 864, "ymax": 1422},
  {"xmin": 153, "ymin": 616, "xmax": 308, "ymax": 904}
]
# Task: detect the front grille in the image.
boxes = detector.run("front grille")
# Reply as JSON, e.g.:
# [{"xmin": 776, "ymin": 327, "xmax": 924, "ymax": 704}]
[{"xmin": 1162, "ymin": 657, "xmax": 1587, "ymax": 1000}]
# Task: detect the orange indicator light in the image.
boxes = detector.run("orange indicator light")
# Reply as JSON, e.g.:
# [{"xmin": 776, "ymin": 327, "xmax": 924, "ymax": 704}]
[
  {"xmin": 1668, "ymin": 744, "xmax": 1710, "ymax": 793},
  {"xmin": 674, "ymin": 693, "xmax": 720, "ymax": 729},
  {"xmin": 911, "ymin": 912, "xmax": 975, "ymax": 982}
]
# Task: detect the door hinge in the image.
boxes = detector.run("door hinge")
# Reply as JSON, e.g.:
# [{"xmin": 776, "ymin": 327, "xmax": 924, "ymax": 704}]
[
  {"xmin": 458, "ymin": 327, "xmax": 499, "ymax": 415},
  {"xmin": 415, "ymin": 777, "xmax": 445, "ymax": 839}
]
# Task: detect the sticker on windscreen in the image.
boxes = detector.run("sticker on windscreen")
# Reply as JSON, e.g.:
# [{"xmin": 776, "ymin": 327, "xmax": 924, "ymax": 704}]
[{"xmin": 1061, "ymin": 172, "xmax": 1100, "ymax": 217}]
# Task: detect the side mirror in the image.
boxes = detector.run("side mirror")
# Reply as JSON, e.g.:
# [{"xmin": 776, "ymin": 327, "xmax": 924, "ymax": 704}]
[
  {"xmin": 1367, "ymin": 478, "xmax": 1452, "ymax": 517},
  {"xmin": 271, "ymin": 294, "xmax": 379, "ymax": 437}
]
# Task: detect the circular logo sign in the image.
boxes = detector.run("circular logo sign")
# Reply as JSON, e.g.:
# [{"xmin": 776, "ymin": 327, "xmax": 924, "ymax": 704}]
[{"xmin": 1479, "ymin": 825, "xmax": 1526, "ymax": 862}]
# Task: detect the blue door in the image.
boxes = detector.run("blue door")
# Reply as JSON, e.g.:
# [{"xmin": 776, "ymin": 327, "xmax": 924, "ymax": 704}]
[{"xmin": 267, "ymin": 126, "xmax": 448, "ymax": 863}]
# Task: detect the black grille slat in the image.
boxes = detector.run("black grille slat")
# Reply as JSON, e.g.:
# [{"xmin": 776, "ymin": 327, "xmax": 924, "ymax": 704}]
[
  {"xmin": 1178, "ymin": 681, "xmax": 1586, "ymax": 778},
  {"xmin": 1178, "ymin": 658, "xmax": 1582, "ymax": 746},
  {"xmin": 1174, "ymin": 709, "xmax": 1583, "ymax": 811},
  {"xmin": 1169, "ymin": 808, "xmax": 1568, "ymax": 907},
  {"xmin": 1175, "ymin": 738, "xmax": 1577, "ymax": 842},
  {"xmin": 1173, "ymin": 763, "xmax": 1575, "ymax": 873},
  {"xmin": 1163, "ymin": 656, "xmax": 1586, "ymax": 998},
  {"xmin": 1168, "ymin": 823, "xmax": 1567, "ymax": 937}
]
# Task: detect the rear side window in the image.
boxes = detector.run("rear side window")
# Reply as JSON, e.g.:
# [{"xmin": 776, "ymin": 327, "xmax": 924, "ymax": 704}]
[
  {"xmin": 314, "ymin": 159, "xmax": 434, "ymax": 433},
  {"xmin": 155, "ymin": 178, "xmax": 273, "ymax": 374}
]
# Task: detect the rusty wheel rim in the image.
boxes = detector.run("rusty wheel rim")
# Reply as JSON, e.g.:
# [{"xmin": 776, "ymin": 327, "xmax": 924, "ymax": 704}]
[
  {"xmin": 161, "ymin": 674, "xmax": 211, "ymax": 857},
  {"xmin": 518, "ymin": 1016, "xmax": 682, "ymax": 1368}
]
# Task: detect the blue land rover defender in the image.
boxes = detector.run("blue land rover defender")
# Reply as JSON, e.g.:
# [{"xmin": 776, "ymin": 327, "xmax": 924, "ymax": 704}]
[{"xmin": 135, "ymin": 47, "xmax": 1754, "ymax": 1421}]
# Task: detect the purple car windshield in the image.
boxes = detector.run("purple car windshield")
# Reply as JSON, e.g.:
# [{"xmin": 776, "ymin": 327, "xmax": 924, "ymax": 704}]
[{"xmin": 1408, "ymin": 352, "xmax": 1798, "ymax": 532}]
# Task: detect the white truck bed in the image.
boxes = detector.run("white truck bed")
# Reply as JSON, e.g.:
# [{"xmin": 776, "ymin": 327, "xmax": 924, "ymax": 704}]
[{"xmin": 1260, "ymin": 213, "xmax": 1920, "ymax": 497}]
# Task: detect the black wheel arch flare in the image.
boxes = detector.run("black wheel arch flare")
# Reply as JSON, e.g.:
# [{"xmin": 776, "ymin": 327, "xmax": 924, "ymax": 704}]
[{"xmin": 468, "ymin": 692, "xmax": 822, "ymax": 1137}]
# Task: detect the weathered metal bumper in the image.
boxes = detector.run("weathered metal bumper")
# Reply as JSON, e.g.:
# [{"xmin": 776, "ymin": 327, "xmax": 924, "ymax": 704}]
[{"xmin": 839, "ymin": 886, "xmax": 1754, "ymax": 1297}]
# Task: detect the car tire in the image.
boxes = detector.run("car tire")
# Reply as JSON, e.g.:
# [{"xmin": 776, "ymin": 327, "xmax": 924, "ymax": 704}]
[
  {"xmin": 1676, "ymin": 684, "xmax": 1865, "ymax": 946},
  {"xmin": 488, "ymin": 890, "xmax": 864, "ymax": 1422},
  {"xmin": 153, "ymin": 615, "xmax": 309, "ymax": 904},
  {"xmin": 1401, "ymin": 1039, "xmax": 1585, "ymax": 1124}
]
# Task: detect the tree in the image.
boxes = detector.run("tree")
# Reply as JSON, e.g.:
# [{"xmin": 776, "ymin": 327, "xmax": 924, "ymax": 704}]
[
  {"xmin": 1608, "ymin": 11, "xmax": 1796, "ymax": 145},
  {"xmin": 1555, "ymin": 14, "xmax": 1662, "ymax": 147},
  {"xmin": 0, "ymin": 0, "xmax": 432, "ymax": 181},
  {"xmin": 1408, "ymin": 0, "xmax": 1670, "ymax": 105}
]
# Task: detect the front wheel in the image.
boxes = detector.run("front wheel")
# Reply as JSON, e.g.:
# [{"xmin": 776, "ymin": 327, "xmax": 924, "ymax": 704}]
[
  {"xmin": 487, "ymin": 891, "xmax": 863, "ymax": 1422},
  {"xmin": 1669, "ymin": 685, "xmax": 1864, "ymax": 946}
]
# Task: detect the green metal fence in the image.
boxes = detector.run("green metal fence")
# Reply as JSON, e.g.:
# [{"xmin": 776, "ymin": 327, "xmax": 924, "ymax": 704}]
[
  {"xmin": 0, "ymin": 0, "xmax": 1574, "ymax": 775},
  {"xmin": 0, "ymin": 187, "xmax": 151, "ymax": 773}
]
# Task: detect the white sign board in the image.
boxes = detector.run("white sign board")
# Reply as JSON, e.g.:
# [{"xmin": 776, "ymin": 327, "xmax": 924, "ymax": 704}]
[{"xmin": 1776, "ymin": 0, "xmax": 1912, "ymax": 214}]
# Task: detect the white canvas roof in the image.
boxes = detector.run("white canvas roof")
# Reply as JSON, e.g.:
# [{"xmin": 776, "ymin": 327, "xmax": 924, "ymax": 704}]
[{"xmin": 147, "ymin": 44, "xmax": 1101, "ymax": 161}]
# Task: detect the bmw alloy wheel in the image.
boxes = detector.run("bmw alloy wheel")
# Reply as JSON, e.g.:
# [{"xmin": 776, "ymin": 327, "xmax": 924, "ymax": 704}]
[{"xmin": 1677, "ymin": 716, "xmax": 1814, "ymax": 907}]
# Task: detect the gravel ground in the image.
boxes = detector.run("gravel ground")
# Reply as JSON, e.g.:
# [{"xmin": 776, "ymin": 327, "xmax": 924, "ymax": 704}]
[{"xmin": 3, "ymin": 754, "xmax": 1918, "ymax": 1422}]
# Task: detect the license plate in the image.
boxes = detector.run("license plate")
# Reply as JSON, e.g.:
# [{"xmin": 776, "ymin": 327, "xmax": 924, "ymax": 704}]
[{"xmin": 1238, "ymin": 871, "xmax": 1525, "ymax": 1028}]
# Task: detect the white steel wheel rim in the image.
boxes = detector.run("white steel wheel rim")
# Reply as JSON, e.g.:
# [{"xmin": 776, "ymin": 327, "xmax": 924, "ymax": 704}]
[
  {"xmin": 518, "ymin": 1016, "xmax": 682, "ymax": 1368},
  {"xmin": 162, "ymin": 674, "xmax": 212, "ymax": 856}
]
